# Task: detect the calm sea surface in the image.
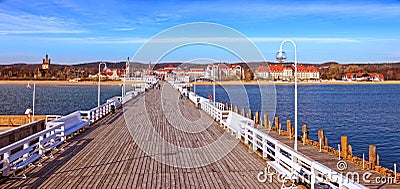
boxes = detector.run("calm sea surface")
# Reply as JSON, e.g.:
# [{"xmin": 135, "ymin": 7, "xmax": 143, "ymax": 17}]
[
  {"xmin": 0, "ymin": 83, "xmax": 399, "ymax": 169},
  {"xmin": 0, "ymin": 84, "xmax": 122, "ymax": 116},
  {"xmin": 195, "ymin": 84, "xmax": 400, "ymax": 169}
]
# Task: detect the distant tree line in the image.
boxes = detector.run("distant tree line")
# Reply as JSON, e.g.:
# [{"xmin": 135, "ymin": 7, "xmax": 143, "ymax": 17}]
[
  {"xmin": 318, "ymin": 62, "xmax": 400, "ymax": 80},
  {"xmin": 0, "ymin": 61, "xmax": 399, "ymax": 80}
]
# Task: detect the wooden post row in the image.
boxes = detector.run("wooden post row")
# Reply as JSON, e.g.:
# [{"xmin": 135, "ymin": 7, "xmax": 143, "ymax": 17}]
[
  {"xmin": 287, "ymin": 120, "xmax": 291, "ymax": 138},
  {"xmin": 274, "ymin": 117, "xmax": 279, "ymax": 130},
  {"xmin": 264, "ymin": 114, "xmax": 268, "ymax": 127},
  {"xmin": 255, "ymin": 112, "xmax": 259, "ymax": 126},
  {"xmin": 341, "ymin": 136, "xmax": 348, "ymax": 159},
  {"xmin": 369, "ymin": 144, "xmax": 377, "ymax": 169},
  {"xmin": 248, "ymin": 109, "xmax": 253, "ymax": 120}
]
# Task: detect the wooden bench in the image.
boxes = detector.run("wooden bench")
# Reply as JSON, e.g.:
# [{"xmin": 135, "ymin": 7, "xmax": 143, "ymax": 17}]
[
  {"xmin": 39, "ymin": 131, "xmax": 64, "ymax": 158},
  {"xmin": 9, "ymin": 144, "xmax": 42, "ymax": 179},
  {"xmin": 54, "ymin": 111, "xmax": 90, "ymax": 139},
  {"xmin": 267, "ymin": 152, "xmax": 304, "ymax": 188},
  {"xmin": 220, "ymin": 111, "xmax": 254, "ymax": 139}
]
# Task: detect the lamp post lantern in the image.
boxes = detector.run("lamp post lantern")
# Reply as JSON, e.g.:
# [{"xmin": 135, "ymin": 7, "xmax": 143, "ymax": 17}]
[
  {"xmin": 98, "ymin": 62, "xmax": 107, "ymax": 107},
  {"xmin": 276, "ymin": 39, "xmax": 298, "ymax": 151}
]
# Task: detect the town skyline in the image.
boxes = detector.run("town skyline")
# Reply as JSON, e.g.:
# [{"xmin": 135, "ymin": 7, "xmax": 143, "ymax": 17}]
[{"xmin": 1, "ymin": 0, "xmax": 400, "ymax": 64}]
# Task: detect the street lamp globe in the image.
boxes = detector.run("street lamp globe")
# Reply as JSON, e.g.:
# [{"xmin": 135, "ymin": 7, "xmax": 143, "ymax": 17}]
[{"xmin": 276, "ymin": 50, "xmax": 287, "ymax": 63}]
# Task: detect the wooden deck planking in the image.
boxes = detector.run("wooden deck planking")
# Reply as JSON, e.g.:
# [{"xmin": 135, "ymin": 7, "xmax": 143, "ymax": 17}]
[{"xmin": 0, "ymin": 83, "xmax": 286, "ymax": 188}]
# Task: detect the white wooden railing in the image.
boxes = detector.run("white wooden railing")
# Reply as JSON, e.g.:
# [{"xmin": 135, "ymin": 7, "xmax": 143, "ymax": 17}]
[
  {"xmin": 0, "ymin": 88, "xmax": 141, "ymax": 178},
  {"xmin": 0, "ymin": 121, "xmax": 63, "ymax": 176},
  {"xmin": 183, "ymin": 88, "xmax": 367, "ymax": 189}
]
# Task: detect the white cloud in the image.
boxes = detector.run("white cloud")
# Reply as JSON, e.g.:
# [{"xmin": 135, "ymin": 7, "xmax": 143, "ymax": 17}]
[
  {"xmin": 0, "ymin": 6, "xmax": 86, "ymax": 35},
  {"xmin": 112, "ymin": 27, "xmax": 136, "ymax": 31},
  {"xmin": 17, "ymin": 36, "xmax": 359, "ymax": 44}
]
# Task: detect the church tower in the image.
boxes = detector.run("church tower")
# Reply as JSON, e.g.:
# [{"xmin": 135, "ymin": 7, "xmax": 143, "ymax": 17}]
[{"xmin": 42, "ymin": 53, "xmax": 50, "ymax": 70}]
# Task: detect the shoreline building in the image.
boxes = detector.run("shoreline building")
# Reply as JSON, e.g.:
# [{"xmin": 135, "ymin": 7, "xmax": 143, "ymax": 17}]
[
  {"xmin": 342, "ymin": 72, "xmax": 384, "ymax": 82},
  {"xmin": 255, "ymin": 64, "xmax": 320, "ymax": 81},
  {"xmin": 36, "ymin": 53, "xmax": 51, "ymax": 78},
  {"xmin": 42, "ymin": 53, "xmax": 50, "ymax": 70},
  {"xmin": 205, "ymin": 64, "xmax": 242, "ymax": 80}
]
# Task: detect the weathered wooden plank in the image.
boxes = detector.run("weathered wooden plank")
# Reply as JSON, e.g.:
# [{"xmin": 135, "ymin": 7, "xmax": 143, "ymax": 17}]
[{"xmin": 1, "ymin": 82, "xmax": 283, "ymax": 188}]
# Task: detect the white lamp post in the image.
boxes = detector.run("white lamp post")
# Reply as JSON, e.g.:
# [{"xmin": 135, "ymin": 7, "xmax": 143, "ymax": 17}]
[
  {"xmin": 276, "ymin": 39, "xmax": 298, "ymax": 151},
  {"xmin": 27, "ymin": 81, "xmax": 36, "ymax": 121},
  {"xmin": 98, "ymin": 62, "xmax": 107, "ymax": 107},
  {"xmin": 124, "ymin": 57, "xmax": 130, "ymax": 98},
  {"xmin": 213, "ymin": 65, "xmax": 216, "ymax": 105}
]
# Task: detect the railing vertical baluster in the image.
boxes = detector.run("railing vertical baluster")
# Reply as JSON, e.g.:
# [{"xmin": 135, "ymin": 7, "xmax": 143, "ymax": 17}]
[{"xmin": 2, "ymin": 151, "xmax": 10, "ymax": 176}]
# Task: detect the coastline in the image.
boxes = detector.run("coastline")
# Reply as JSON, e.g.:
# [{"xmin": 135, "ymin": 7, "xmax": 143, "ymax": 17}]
[
  {"xmin": 1, "ymin": 80, "xmax": 400, "ymax": 86},
  {"xmin": 0, "ymin": 80, "xmax": 133, "ymax": 86},
  {"xmin": 191, "ymin": 80, "xmax": 400, "ymax": 85}
]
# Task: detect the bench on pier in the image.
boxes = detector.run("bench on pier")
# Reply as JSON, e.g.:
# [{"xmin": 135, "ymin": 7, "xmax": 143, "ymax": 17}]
[
  {"xmin": 220, "ymin": 111, "xmax": 253, "ymax": 138},
  {"xmin": 267, "ymin": 152, "xmax": 304, "ymax": 188},
  {"xmin": 54, "ymin": 111, "xmax": 90, "ymax": 139},
  {"xmin": 39, "ymin": 131, "xmax": 64, "ymax": 158},
  {"xmin": 9, "ymin": 144, "xmax": 42, "ymax": 179}
]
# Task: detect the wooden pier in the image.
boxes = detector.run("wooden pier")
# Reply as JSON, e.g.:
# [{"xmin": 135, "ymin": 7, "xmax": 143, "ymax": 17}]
[
  {"xmin": 265, "ymin": 131, "xmax": 398, "ymax": 188},
  {"xmin": 1, "ymin": 82, "xmax": 398, "ymax": 188},
  {"xmin": 0, "ymin": 83, "xmax": 281, "ymax": 188}
]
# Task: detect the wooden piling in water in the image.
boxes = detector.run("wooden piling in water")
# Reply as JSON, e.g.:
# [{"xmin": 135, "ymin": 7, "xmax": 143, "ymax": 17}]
[
  {"xmin": 324, "ymin": 137, "xmax": 329, "ymax": 149},
  {"xmin": 318, "ymin": 129, "xmax": 325, "ymax": 146},
  {"xmin": 341, "ymin": 136, "xmax": 348, "ymax": 158},
  {"xmin": 286, "ymin": 120, "xmax": 291, "ymax": 138},
  {"xmin": 291, "ymin": 126, "xmax": 295, "ymax": 138},
  {"xmin": 241, "ymin": 108, "xmax": 246, "ymax": 117},
  {"xmin": 264, "ymin": 114, "xmax": 268, "ymax": 128},
  {"xmin": 225, "ymin": 102, "xmax": 229, "ymax": 110},
  {"xmin": 234, "ymin": 105, "xmax": 238, "ymax": 113},
  {"xmin": 248, "ymin": 109, "xmax": 253, "ymax": 120},
  {"xmin": 255, "ymin": 112, "xmax": 259, "ymax": 126},
  {"xmin": 230, "ymin": 104, "xmax": 233, "ymax": 111},
  {"xmin": 274, "ymin": 117, "xmax": 279, "ymax": 130},
  {"xmin": 377, "ymin": 154, "xmax": 380, "ymax": 166},
  {"xmin": 302, "ymin": 124, "xmax": 308, "ymax": 143},
  {"xmin": 369, "ymin": 144, "xmax": 377, "ymax": 169},
  {"xmin": 348, "ymin": 144, "xmax": 353, "ymax": 156}
]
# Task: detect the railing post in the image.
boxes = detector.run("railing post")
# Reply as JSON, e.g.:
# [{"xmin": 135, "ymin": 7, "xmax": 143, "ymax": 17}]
[
  {"xmin": 61, "ymin": 124, "xmax": 66, "ymax": 142},
  {"xmin": 39, "ymin": 135, "xmax": 44, "ymax": 155},
  {"xmin": 2, "ymin": 151, "xmax": 10, "ymax": 176},
  {"xmin": 23, "ymin": 143, "xmax": 29, "ymax": 158},
  {"xmin": 310, "ymin": 164, "xmax": 316, "ymax": 189},
  {"xmin": 262, "ymin": 137, "xmax": 267, "ymax": 158},
  {"xmin": 236, "ymin": 126, "xmax": 241, "ymax": 139},
  {"xmin": 252, "ymin": 131, "xmax": 257, "ymax": 151},
  {"xmin": 244, "ymin": 126, "xmax": 249, "ymax": 144}
]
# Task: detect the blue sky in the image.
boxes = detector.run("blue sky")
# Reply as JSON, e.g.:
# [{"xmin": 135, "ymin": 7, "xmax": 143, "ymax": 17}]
[{"xmin": 0, "ymin": 0, "xmax": 400, "ymax": 64}]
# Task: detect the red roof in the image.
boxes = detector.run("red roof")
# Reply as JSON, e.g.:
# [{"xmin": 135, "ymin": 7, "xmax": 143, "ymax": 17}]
[
  {"xmin": 345, "ymin": 72, "xmax": 384, "ymax": 79},
  {"xmin": 257, "ymin": 66, "xmax": 270, "ymax": 72},
  {"xmin": 307, "ymin": 66, "xmax": 319, "ymax": 72},
  {"xmin": 269, "ymin": 64, "xmax": 284, "ymax": 72}
]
